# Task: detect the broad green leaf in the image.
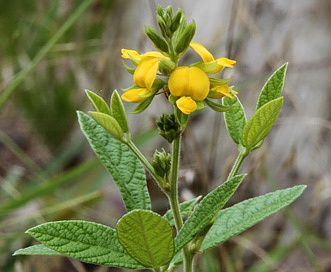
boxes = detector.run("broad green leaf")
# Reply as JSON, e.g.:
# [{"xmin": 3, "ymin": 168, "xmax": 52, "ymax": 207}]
[
  {"xmin": 14, "ymin": 244, "xmax": 64, "ymax": 256},
  {"xmin": 204, "ymin": 98, "xmax": 231, "ymax": 112},
  {"xmin": 19, "ymin": 220, "xmax": 144, "ymax": 269},
  {"xmin": 163, "ymin": 196, "xmax": 202, "ymax": 226},
  {"xmin": 77, "ymin": 111, "xmax": 151, "ymax": 211},
  {"xmin": 89, "ymin": 111, "xmax": 123, "ymax": 141},
  {"xmin": 223, "ymin": 93, "xmax": 247, "ymax": 144},
  {"xmin": 111, "ymin": 90, "xmax": 129, "ymax": 133},
  {"xmin": 117, "ymin": 210, "xmax": 174, "ymax": 269},
  {"xmin": 85, "ymin": 89, "xmax": 111, "ymax": 115},
  {"xmin": 175, "ymin": 174, "xmax": 246, "ymax": 252},
  {"xmin": 256, "ymin": 63, "xmax": 288, "ymax": 110},
  {"xmin": 242, "ymin": 97, "xmax": 283, "ymax": 150},
  {"xmin": 201, "ymin": 185, "xmax": 307, "ymax": 252}
]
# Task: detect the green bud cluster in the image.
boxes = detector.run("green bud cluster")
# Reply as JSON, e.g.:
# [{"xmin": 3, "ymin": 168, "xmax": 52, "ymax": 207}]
[
  {"xmin": 156, "ymin": 114, "xmax": 181, "ymax": 143},
  {"xmin": 145, "ymin": 5, "xmax": 196, "ymax": 63},
  {"xmin": 152, "ymin": 149, "xmax": 171, "ymax": 178}
]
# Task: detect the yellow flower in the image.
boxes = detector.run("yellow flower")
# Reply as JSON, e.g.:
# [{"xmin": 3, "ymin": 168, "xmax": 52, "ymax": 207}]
[
  {"xmin": 176, "ymin": 97, "xmax": 197, "ymax": 115},
  {"xmin": 190, "ymin": 42, "xmax": 236, "ymax": 73},
  {"xmin": 133, "ymin": 57, "xmax": 159, "ymax": 90},
  {"xmin": 168, "ymin": 66, "xmax": 209, "ymax": 114},
  {"xmin": 121, "ymin": 88, "xmax": 149, "ymax": 103},
  {"xmin": 121, "ymin": 49, "xmax": 167, "ymax": 66},
  {"xmin": 209, "ymin": 85, "xmax": 238, "ymax": 99}
]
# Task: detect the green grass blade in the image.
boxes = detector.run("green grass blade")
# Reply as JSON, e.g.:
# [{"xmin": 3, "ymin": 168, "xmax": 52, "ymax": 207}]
[{"xmin": 0, "ymin": 0, "xmax": 94, "ymax": 110}]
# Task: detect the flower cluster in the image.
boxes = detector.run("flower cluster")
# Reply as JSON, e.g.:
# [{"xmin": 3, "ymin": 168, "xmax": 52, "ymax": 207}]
[{"xmin": 121, "ymin": 6, "xmax": 237, "ymax": 120}]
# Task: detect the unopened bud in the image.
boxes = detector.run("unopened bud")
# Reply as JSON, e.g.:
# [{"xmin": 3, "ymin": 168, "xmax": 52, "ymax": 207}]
[
  {"xmin": 156, "ymin": 114, "xmax": 181, "ymax": 143},
  {"xmin": 145, "ymin": 26, "xmax": 169, "ymax": 53},
  {"xmin": 158, "ymin": 59, "xmax": 176, "ymax": 75},
  {"xmin": 152, "ymin": 149, "xmax": 171, "ymax": 178},
  {"xmin": 175, "ymin": 21, "xmax": 196, "ymax": 55},
  {"xmin": 170, "ymin": 8, "xmax": 183, "ymax": 33}
]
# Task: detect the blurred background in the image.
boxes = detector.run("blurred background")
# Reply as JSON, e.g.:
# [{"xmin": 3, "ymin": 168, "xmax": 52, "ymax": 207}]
[{"xmin": 0, "ymin": 0, "xmax": 330, "ymax": 271}]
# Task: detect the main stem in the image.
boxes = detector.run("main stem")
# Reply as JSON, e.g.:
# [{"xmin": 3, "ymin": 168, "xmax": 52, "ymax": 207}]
[{"xmin": 168, "ymin": 134, "xmax": 192, "ymax": 272}]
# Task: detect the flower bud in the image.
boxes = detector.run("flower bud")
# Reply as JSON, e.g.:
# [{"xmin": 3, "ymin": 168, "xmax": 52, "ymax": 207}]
[
  {"xmin": 165, "ymin": 6, "xmax": 173, "ymax": 21},
  {"xmin": 152, "ymin": 149, "xmax": 171, "ymax": 178},
  {"xmin": 170, "ymin": 8, "xmax": 183, "ymax": 32},
  {"xmin": 156, "ymin": 5, "xmax": 164, "ymax": 17},
  {"xmin": 158, "ymin": 58, "xmax": 176, "ymax": 75},
  {"xmin": 156, "ymin": 114, "xmax": 181, "ymax": 143},
  {"xmin": 158, "ymin": 16, "xmax": 172, "ymax": 39},
  {"xmin": 175, "ymin": 21, "xmax": 196, "ymax": 55},
  {"xmin": 145, "ymin": 26, "xmax": 169, "ymax": 54}
]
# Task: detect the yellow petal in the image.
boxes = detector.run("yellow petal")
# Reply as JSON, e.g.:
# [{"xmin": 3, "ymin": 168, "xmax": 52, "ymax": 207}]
[
  {"xmin": 121, "ymin": 49, "xmax": 142, "ymax": 65},
  {"xmin": 190, "ymin": 42, "xmax": 215, "ymax": 62},
  {"xmin": 217, "ymin": 58, "xmax": 236, "ymax": 68},
  {"xmin": 142, "ymin": 51, "xmax": 167, "ymax": 59},
  {"xmin": 121, "ymin": 88, "xmax": 149, "ymax": 103},
  {"xmin": 168, "ymin": 66, "xmax": 210, "ymax": 101},
  {"xmin": 176, "ymin": 96, "xmax": 197, "ymax": 115},
  {"xmin": 209, "ymin": 85, "xmax": 234, "ymax": 99},
  {"xmin": 133, "ymin": 57, "xmax": 159, "ymax": 89}
]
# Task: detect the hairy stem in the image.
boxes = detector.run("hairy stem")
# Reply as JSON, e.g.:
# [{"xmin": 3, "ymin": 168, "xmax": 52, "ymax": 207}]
[
  {"xmin": 227, "ymin": 145, "xmax": 249, "ymax": 180},
  {"xmin": 167, "ymin": 134, "xmax": 193, "ymax": 272}
]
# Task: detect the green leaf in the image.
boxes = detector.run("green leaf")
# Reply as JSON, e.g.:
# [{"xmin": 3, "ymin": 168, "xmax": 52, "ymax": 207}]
[
  {"xmin": 201, "ymin": 185, "xmax": 307, "ymax": 252},
  {"xmin": 111, "ymin": 90, "xmax": 129, "ymax": 133},
  {"xmin": 85, "ymin": 89, "xmax": 111, "ymax": 115},
  {"xmin": 242, "ymin": 97, "xmax": 283, "ymax": 150},
  {"xmin": 117, "ymin": 210, "xmax": 174, "ymax": 269},
  {"xmin": 223, "ymin": 93, "xmax": 247, "ymax": 144},
  {"xmin": 256, "ymin": 63, "xmax": 288, "ymax": 110},
  {"xmin": 205, "ymin": 98, "xmax": 231, "ymax": 113},
  {"xmin": 18, "ymin": 220, "xmax": 144, "ymax": 269},
  {"xmin": 14, "ymin": 244, "xmax": 64, "ymax": 256},
  {"xmin": 163, "ymin": 196, "xmax": 202, "ymax": 226},
  {"xmin": 77, "ymin": 111, "xmax": 151, "ymax": 211},
  {"xmin": 175, "ymin": 174, "xmax": 246, "ymax": 252},
  {"xmin": 88, "ymin": 111, "xmax": 124, "ymax": 141}
]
